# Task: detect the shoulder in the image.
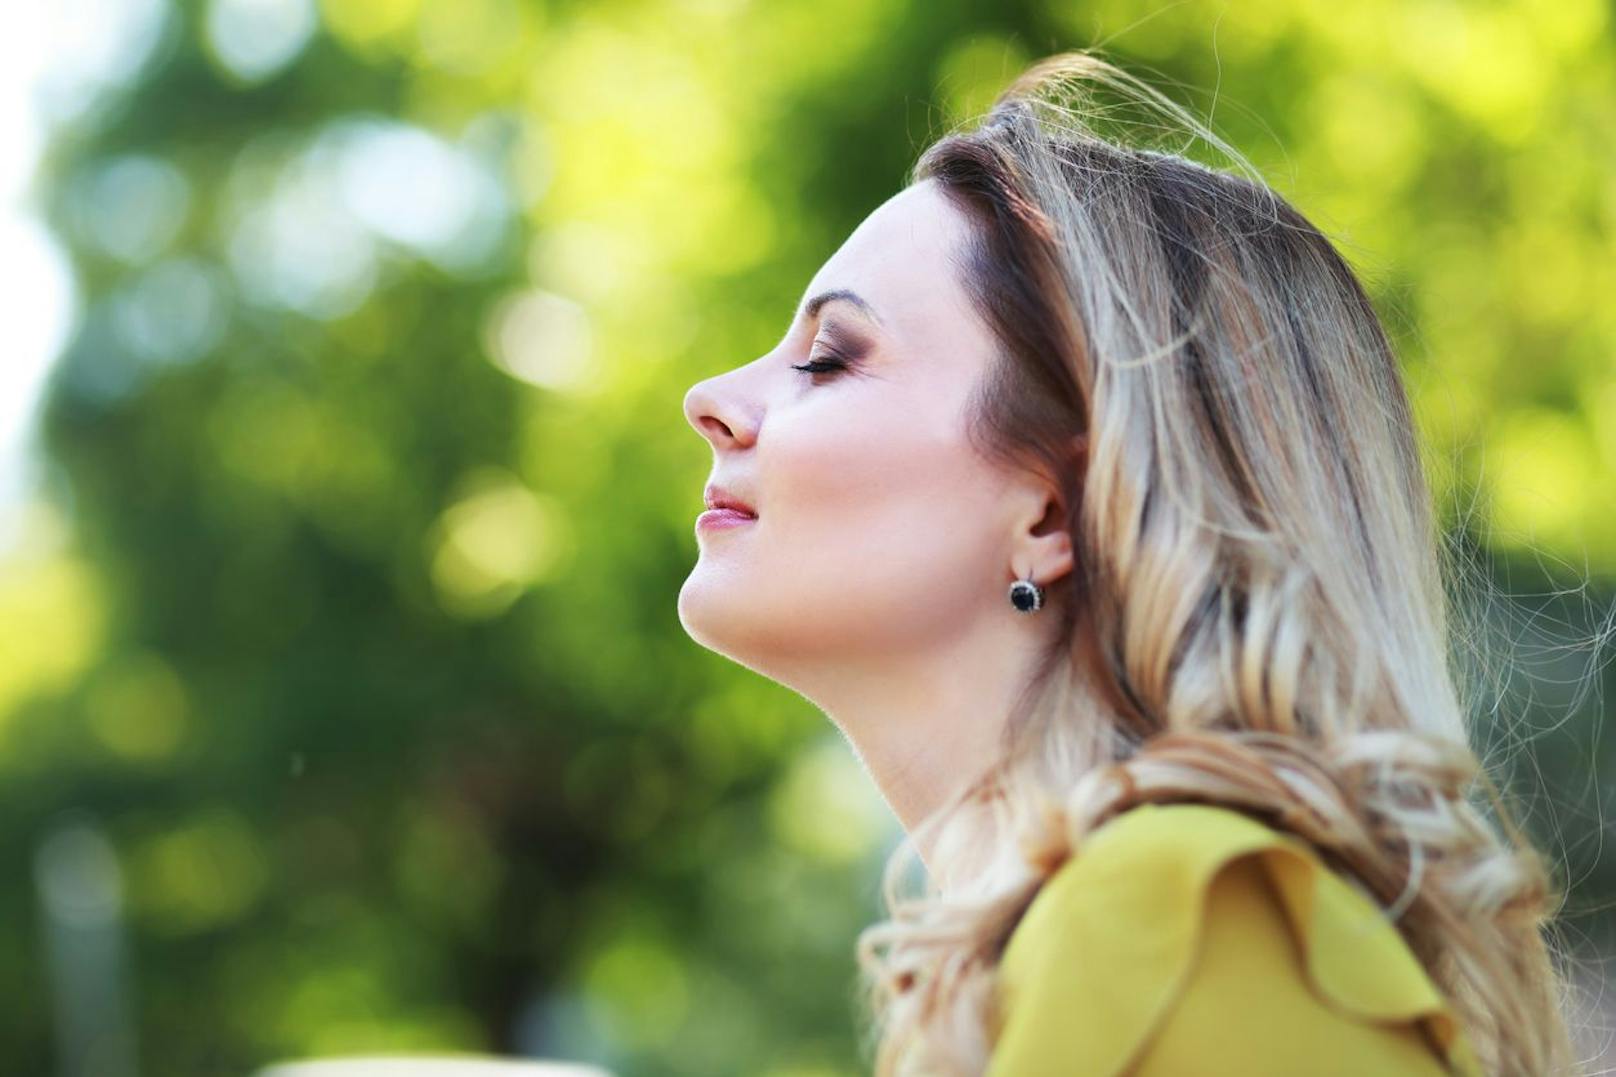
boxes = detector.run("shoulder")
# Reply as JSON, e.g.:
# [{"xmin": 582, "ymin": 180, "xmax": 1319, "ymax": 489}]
[{"xmin": 987, "ymin": 802, "xmax": 1481, "ymax": 1077}]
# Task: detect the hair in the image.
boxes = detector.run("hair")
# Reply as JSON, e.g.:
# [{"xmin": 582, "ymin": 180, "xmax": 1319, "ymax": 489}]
[{"xmin": 851, "ymin": 49, "xmax": 1598, "ymax": 1076}]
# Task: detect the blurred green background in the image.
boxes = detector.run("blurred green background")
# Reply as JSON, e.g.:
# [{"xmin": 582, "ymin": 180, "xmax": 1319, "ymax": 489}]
[{"xmin": 2, "ymin": 0, "xmax": 1613, "ymax": 1074}]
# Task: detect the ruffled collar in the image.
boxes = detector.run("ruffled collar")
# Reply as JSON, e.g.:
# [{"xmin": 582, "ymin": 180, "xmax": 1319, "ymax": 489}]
[{"xmin": 995, "ymin": 801, "xmax": 1483, "ymax": 1075}]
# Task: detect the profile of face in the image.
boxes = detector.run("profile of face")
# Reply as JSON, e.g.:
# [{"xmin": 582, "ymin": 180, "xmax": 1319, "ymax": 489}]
[{"xmin": 679, "ymin": 178, "xmax": 1071, "ymax": 708}]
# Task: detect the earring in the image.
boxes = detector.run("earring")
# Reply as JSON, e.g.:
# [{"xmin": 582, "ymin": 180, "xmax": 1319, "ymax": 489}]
[{"xmin": 1008, "ymin": 569, "xmax": 1044, "ymax": 613}]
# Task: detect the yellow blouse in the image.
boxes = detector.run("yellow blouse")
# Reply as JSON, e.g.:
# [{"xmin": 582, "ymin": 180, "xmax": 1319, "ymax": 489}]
[{"xmin": 986, "ymin": 802, "xmax": 1482, "ymax": 1076}]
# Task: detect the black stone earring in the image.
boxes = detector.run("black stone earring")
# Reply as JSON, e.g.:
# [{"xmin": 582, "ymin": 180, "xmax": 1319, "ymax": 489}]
[{"xmin": 1008, "ymin": 569, "xmax": 1044, "ymax": 613}]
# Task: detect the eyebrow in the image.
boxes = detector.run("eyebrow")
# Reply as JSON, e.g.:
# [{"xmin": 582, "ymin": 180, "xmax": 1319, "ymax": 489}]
[{"xmin": 800, "ymin": 287, "xmax": 884, "ymax": 329}]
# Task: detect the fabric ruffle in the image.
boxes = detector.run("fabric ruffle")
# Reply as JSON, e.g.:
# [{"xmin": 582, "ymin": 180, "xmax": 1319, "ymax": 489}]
[{"xmin": 989, "ymin": 801, "xmax": 1482, "ymax": 1076}]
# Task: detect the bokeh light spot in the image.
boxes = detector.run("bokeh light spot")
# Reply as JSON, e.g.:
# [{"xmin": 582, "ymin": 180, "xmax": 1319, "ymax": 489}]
[
  {"xmin": 1485, "ymin": 407, "xmax": 1597, "ymax": 551},
  {"xmin": 768, "ymin": 734, "xmax": 888, "ymax": 865},
  {"xmin": 67, "ymin": 154, "xmax": 190, "ymax": 265},
  {"xmin": 85, "ymin": 651, "xmax": 191, "ymax": 763},
  {"xmin": 428, "ymin": 470, "xmax": 572, "ymax": 619},
  {"xmin": 482, "ymin": 288, "xmax": 596, "ymax": 393},
  {"xmin": 132, "ymin": 808, "xmax": 270, "ymax": 934},
  {"xmin": 204, "ymin": 0, "xmax": 318, "ymax": 84}
]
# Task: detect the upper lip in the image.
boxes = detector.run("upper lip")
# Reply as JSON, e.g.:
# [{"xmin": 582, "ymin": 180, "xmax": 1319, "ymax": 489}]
[{"xmin": 704, "ymin": 484, "xmax": 757, "ymax": 517}]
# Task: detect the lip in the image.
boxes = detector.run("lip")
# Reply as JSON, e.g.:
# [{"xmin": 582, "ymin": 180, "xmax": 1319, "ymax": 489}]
[
  {"xmin": 696, "ymin": 508, "xmax": 757, "ymax": 532},
  {"xmin": 703, "ymin": 483, "xmax": 757, "ymax": 517}
]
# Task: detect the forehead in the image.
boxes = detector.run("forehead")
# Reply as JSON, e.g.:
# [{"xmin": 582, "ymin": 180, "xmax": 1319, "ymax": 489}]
[{"xmin": 797, "ymin": 180, "xmax": 975, "ymax": 333}]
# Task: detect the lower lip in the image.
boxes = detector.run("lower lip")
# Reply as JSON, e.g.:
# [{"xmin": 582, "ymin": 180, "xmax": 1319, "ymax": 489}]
[{"xmin": 697, "ymin": 508, "xmax": 757, "ymax": 531}]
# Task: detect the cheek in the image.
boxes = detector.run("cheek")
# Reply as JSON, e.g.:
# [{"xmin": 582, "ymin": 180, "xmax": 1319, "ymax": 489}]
[
  {"xmin": 771, "ymin": 415, "xmax": 919, "ymax": 520},
  {"xmin": 763, "ymin": 404, "xmax": 1007, "ymax": 601}
]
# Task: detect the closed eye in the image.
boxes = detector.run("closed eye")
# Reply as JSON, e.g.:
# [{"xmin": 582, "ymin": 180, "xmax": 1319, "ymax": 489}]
[
  {"xmin": 791, "ymin": 345, "xmax": 852, "ymax": 378},
  {"xmin": 791, "ymin": 357, "xmax": 848, "ymax": 376}
]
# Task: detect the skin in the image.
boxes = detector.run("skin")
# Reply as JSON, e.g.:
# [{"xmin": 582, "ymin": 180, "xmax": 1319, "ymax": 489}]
[{"xmin": 678, "ymin": 178, "xmax": 1075, "ymax": 875}]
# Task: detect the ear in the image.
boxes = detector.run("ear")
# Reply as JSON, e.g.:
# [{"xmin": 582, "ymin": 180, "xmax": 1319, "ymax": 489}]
[
  {"xmin": 1014, "ymin": 490, "xmax": 1075, "ymax": 586},
  {"xmin": 1012, "ymin": 435, "xmax": 1085, "ymax": 586}
]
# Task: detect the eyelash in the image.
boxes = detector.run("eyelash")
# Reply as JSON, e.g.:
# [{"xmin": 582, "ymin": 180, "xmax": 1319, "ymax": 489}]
[{"xmin": 791, "ymin": 352, "xmax": 849, "ymax": 378}]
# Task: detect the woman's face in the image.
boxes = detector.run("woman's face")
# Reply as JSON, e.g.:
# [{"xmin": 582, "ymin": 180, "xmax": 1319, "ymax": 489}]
[{"xmin": 679, "ymin": 179, "xmax": 1048, "ymax": 691}]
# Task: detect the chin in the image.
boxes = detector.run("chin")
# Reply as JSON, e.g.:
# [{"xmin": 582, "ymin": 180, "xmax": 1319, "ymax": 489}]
[
  {"xmin": 676, "ymin": 572, "xmax": 731, "ymax": 651},
  {"xmin": 677, "ymin": 576, "xmax": 787, "ymax": 675}
]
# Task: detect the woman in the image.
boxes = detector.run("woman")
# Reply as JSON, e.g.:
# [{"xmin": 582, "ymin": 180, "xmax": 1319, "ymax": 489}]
[{"xmin": 678, "ymin": 50, "xmax": 1581, "ymax": 1075}]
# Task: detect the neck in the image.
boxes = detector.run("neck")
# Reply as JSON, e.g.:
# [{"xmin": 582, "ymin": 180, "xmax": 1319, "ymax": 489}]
[{"xmin": 794, "ymin": 611, "xmax": 1055, "ymax": 878}]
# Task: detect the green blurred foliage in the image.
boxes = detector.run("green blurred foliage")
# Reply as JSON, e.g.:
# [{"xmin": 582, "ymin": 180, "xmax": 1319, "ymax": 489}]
[{"xmin": 2, "ymin": 0, "xmax": 1613, "ymax": 1074}]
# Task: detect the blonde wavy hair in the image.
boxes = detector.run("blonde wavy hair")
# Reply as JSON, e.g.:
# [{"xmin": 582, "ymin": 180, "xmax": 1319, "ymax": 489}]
[{"xmin": 852, "ymin": 50, "xmax": 1594, "ymax": 1076}]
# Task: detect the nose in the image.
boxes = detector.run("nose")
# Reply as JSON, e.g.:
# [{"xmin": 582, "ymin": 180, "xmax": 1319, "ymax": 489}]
[{"xmin": 683, "ymin": 373, "xmax": 756, "ymax": 450}]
